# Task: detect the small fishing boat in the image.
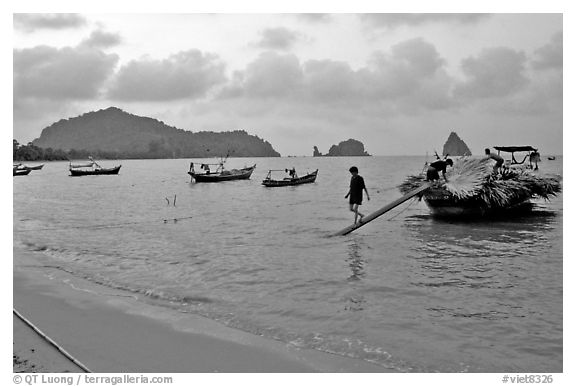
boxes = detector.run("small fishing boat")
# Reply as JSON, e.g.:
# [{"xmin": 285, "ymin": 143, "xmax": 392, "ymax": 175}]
[
  {"xmin": 548, "ymin": 156, "xmax": 556, "ymax": 161},
  {"xmin": 13, "ymin": 167, "xmax": 31, "ymax": 176},
  {"xmin": 69, "ymin": 158, "xmax": 121, "ymax": 176},
  {"xmin": 22, "ymin": 164, "xmax": 44, "ymax": 170},
  {"xmin": 188, "ymin": 158, "xmax": 255, "ymax": 182},
  {"xmin": 262, "ymin": 168, "xmax": 318, "ymax": 187},
  {"xmin": 70, "ymin": 165, "xmax": 121, "ymax": 176}
]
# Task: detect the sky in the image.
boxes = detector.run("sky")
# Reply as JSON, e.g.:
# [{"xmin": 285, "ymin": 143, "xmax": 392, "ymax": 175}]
[{"xmin": 12, "ymin": 11, "xmax": 563, "ymax": 156}]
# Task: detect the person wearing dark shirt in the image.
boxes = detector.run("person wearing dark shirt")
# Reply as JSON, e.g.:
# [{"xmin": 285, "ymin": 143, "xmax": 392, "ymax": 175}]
[
  {"xmin": 426, "ymin": 158, "xmax": 453, "ymax": 182},
  {"xmin": 485, "ymin": 148, "xmax": 504, "ymax": 173},
  {"xmin": 345, "ymin": 166, "xmax": 370, "ymax": 224}
]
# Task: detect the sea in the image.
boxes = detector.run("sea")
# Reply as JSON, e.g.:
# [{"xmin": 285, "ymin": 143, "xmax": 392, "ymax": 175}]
[{"xmin": 13, "ymin": 156, "xmax": 563, "ymax": 372}]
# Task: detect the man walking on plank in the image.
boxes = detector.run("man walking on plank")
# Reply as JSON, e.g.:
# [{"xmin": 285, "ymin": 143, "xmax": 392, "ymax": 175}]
[{"xmin": 345, "ymin": 166, "xmax": 370, "ymax": 224}]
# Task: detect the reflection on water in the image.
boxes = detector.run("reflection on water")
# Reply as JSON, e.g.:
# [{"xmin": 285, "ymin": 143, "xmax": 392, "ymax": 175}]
[{"xmin": 346, "ymin": 239, "xmax": 366, "ymax": 282}]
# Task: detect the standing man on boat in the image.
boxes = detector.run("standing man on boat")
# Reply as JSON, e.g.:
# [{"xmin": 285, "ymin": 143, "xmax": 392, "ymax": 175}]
[
  {"xmin": 345, "ymin": 166, "xmax": 370, "ymax": 224},
  {"xmin": 485, "ymin": 148, "xmax": 504, "ymax": 173},
  {"xmin": 426, "ymin": 158, "xmax": 453, "ymax": 182}
]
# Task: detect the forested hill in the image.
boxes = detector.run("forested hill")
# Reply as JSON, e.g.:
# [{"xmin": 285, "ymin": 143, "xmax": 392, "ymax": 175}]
[{"xmin": 32, "ymin": 107, "xmax": 280, "ymax": 158}]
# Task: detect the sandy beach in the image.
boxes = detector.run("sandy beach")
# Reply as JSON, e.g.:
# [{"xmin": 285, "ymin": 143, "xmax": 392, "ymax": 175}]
[{"xmin": 13, "ymin": 246, "xmax": 392, "ymax": 373}]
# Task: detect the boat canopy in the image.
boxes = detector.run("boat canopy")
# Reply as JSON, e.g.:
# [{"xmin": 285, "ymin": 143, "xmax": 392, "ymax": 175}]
[{"xmin": 494, "ymin": 146, "xmax": 537, "ymax": 153}]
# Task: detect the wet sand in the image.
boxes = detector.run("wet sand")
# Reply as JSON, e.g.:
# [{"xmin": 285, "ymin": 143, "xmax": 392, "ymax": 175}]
[{"xmin": 13, "ymin": 246, "xmax": 393, "ymax": 373}]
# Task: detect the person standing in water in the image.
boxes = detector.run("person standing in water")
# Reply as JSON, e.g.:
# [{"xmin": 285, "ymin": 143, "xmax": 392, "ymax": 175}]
[{"xmin": 345, "ymin": 166, "xmax": 370, "ymax": 224}]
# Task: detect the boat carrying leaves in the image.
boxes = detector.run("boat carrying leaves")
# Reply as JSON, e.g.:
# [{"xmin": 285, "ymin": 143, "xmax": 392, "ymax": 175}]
[{"xmin": 398, "ymin": 157, "xmax": 562, "ymax": 210}]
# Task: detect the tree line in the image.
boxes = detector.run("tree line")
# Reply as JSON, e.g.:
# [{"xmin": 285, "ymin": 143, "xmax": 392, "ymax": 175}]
[{"xmin": 13, "ymin": 140, "xmax": 129, "ymax": 161}]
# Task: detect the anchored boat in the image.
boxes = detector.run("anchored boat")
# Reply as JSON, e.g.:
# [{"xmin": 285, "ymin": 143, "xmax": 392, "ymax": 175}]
[
  {"xmin": 262, "ymin": 168, "xmax": 318, "ymax": 187},
  {"xmin": 69, "ymin": 158, "xmax": 121, "ymax": 176},
  {"xmin": 188, "ymin": 157, "xmax": 255, "ymax": 182},
  {"xmin": 13, "ymin": 167, "xmax": 31, "ymax": 176}
]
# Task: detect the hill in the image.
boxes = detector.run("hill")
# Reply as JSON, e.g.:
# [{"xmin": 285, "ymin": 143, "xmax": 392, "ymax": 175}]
[{"xmin": 32, "ymin": 107, "xmax": 280, "ymax": 158}]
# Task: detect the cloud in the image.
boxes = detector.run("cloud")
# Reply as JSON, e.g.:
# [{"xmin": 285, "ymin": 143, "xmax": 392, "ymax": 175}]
[
  {"xmin": 253, "ymin": 27, "xmax": 304, "ymax": 51},
  {"xmin": 364, "ymin": 38, "xmax": 447, "ymax": 99},
  {"xmin": 221, "ymin": 52, "xmax": 304, "ymax": 99},
  {"xmin": 532, "ymin": 32, "xmax": 562, "ymax": 71},
  {"xmin": 295, "ymin": 14, "xmax": 332, "ymax": 23},
  {"xmin": 303, "ymin": 60, "xmax": 361, "ymax": 102},
  {"xmin": 359, "ymin": 13, "xmax": 490, "ymax": 29},
  {"xmin": 107, "ymin": 50, "xmax": 227, "ymax": 101},
  {"xmin": 14, "ymin": 13, "xmax": 87, "ymax": 33},
  {"xmin": 13, "ymin": 45, "xmax": 119, "ymax": 100},
  {"xmin": 80, "ymin": 30, "xmax": 122, "ymax": 49},
  {"xmin": 220, "ymin": 38, "xmax": 452, "ymax": 115},
  {"xmin": 454, "ymin": 47, "xmax": 529, "ymax": 99}
]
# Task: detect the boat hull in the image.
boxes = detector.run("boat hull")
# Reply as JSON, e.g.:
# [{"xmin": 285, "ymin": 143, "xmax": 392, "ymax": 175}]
[
  {"xmin": 13, "ymin": 169, "xmax": 31, "ymax": 176},
  {"xmin": 69, "ymin": 165, "xmax": 121, "ymax": 176},
  {"xmin": 262, "ymin": 170, "xmax": 318, "ymax": 187},
  {"xmin": 424, "ymin": 195, "xmax": 534, "ymax": 218},
  {"xmin": 188, "ymin": 165, "xmax": 255, "ymax": 182}
]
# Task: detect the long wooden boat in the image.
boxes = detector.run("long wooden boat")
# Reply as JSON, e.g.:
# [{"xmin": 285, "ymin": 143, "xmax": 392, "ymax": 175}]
[
  {"xmin": 13, "ymin": 168, "xmax": 31, "ymax": 176},
  {"xmin": 262, "ymin": 169, "xmax": 318, "ymax": 187},
  {"xmin": 23, "ymin": 164, "xmax": 44, "ymax": 170},
  {"xmin": 69, "ymin": 165, "xmax": 121, "ymax": 176},
  {"xmin": 188, "ymin": 162, "xmax": 256, "ymax": 182}
]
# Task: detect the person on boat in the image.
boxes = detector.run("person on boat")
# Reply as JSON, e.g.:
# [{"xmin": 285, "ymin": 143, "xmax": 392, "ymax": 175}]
[
  {"xmin": 426, "ymin": 158, "xmax": 453, "ymax": 182},
  {"xmin": 345, "ymin": 166, "xmax": 370, "ymax": 224},
  {"xmin": 287, "ymin": 168, "xmax": 296, "ymax": 179},
  {"xmin": 484, "ymin": 148, "xmax": 504, "ymax": 173}
]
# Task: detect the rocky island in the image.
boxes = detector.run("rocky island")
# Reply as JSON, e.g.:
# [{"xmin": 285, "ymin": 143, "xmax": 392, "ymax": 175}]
[
  {"xmin": 442, "ymin": 132, "xmax": 472, "ymax": 156},
  {"xmin": 313, "ymin": 139, "xmax": 371, "ymax": 157}
]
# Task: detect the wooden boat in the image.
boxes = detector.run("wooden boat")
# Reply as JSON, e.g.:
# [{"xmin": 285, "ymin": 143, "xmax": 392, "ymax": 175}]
[
  {"xmin": 399, "ymin": 156, "xmax": 561, "ymax": 219},
  {"xmin": 548, "ymin": 156, "xmax": 556, "ymax": 160},
  {"xmin": 188, "ymin": 160, "xmax": 255, "ymax": 182},
  {"xmin": 13, "ymin": 168, "xmax": 31, "ymax": 176},
  {"xmin": 262, "ymin": 169, "xmax": 318, "ymax": 187},
  {"xmin": 22, "ymin": 164, "xmax": 44, "ymax": 170},
  {"xmin": 69, "ymin": 158, "xmax": 121, "ymax": 176},
  {"xmin": 70, "ymin": 165, "xmax": 121, "ymax": 176}
]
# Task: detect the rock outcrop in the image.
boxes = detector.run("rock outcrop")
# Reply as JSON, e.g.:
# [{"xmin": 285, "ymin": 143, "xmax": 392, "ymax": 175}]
[
  {"xmin": 313, "ymin": 139, "xmax": 370, "ymax": 157},
  {"xmin": 442, "ymin": 132, "xmax": 472, "ymax": 156}
]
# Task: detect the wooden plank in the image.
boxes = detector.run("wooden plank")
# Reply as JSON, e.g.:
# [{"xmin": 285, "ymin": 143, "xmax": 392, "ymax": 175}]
[{"xmin": 332, "ymin": 183, "xmax": 431, "ymax": 236}]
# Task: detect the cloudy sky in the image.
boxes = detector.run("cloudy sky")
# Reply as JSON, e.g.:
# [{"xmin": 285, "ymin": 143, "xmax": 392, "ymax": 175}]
[{"xmin": 13, "ymin": 12, "xmax": 563, "ymax": 156}]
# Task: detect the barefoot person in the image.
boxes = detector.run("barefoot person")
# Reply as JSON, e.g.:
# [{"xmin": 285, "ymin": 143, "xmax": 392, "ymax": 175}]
[
  {"xmin": 426, "ymin": 158, "xmax": 453, "ymax": 182},
  {"xmin": 345, "ymin": 166, "xmax": 370, "ymax": 224}
]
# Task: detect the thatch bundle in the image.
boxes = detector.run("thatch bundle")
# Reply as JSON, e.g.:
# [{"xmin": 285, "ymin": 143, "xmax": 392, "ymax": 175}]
[{"xmin": 398, "ymin": 157, "xmax": 561, "ymax": 210}]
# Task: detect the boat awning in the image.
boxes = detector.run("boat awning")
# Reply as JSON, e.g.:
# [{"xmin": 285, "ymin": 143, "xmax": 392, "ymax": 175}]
[{"xmin": 494, "ymin": 146, "xmax": 537, "ymax": 153}]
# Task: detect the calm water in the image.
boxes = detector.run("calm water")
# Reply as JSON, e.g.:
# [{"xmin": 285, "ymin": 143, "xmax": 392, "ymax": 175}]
[{"xmin": 13, "ymin": 156, "xmax": 563, "ymax": 372}]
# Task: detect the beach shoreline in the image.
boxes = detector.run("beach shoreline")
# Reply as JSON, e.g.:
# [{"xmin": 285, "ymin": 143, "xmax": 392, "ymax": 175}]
[{"xmin": 13, "ymin": 245, "xmax": 393, "ymax": 373}]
